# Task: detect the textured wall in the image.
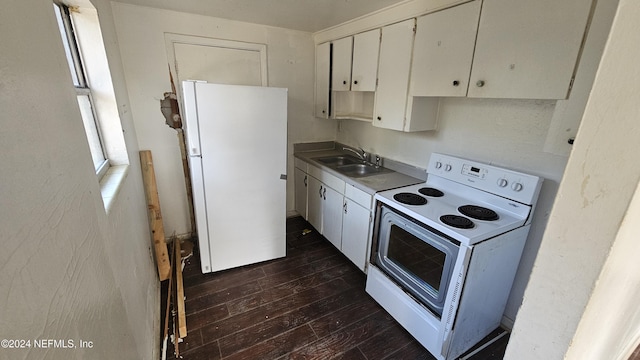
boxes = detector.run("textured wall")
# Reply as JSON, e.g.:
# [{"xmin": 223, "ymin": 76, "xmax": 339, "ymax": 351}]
[
  {"xmin": 0, "ymin": 1, "xmax": 157, "ymax": 359},
  {"xmin": 507, "ymin": 0, "xmax": 640, "ymax": 358}
]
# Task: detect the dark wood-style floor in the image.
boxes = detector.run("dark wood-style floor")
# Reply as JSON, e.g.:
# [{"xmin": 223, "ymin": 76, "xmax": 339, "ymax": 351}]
[{"xmin": 165, "ymin": 216, "xmax": 508, "ymax": 360}]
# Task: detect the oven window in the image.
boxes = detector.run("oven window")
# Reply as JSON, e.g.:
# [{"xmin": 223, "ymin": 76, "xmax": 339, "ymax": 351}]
[{"xmin": 387, "ymin": 225, "xmax": 446, "ymax": 297}]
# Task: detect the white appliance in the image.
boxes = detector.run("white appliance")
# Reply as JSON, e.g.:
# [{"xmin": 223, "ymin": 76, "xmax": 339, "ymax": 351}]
[
  {"xmin": 366, "ymin": 153, "xmax": 543, "ymax": 360},
  {"xmin": 181, "ymin": 81, "xmax": 288, "ymax": 274}
]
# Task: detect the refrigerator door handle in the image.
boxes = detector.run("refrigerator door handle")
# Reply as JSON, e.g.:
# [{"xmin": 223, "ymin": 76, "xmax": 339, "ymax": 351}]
[{"xmin": 181, "ymin": 80, "xmax": 202, "ymax": 157}]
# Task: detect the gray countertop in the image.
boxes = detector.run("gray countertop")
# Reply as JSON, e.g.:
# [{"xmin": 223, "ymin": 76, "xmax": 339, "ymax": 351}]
[{"xmin": 294, "ymin": 142, "xmax": 425, "ymax": 195}]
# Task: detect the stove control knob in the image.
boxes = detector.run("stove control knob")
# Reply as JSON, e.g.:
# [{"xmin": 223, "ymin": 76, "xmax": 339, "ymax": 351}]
[
  {"xmin": 435, "ymin": 161, "xmax": 443, "ymax": 169},
  {"xmin": 497, "ymin": 178, "xmax": 508, "ymax": 188},
  {"xmin": 512, "ymin": 182, "xmax": 523, "ymax": 192},
  {"xmin": 444, "ymin": 164, "xmax": 452, "ymax": 172}
]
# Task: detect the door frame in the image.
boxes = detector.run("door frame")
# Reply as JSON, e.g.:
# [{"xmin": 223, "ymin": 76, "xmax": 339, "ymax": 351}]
[{"xmin": 164, "ymin": 33, "xmax": 269, "ymax": 94}]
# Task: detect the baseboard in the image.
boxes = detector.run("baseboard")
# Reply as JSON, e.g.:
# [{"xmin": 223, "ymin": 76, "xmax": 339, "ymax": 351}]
[
  {"xmin": 152, "ymin": 280, "xmax": 161, "ymax": 360},
  {"xmin": 501, "ymin": 315, "xmax": 515, "ymax": 330}
]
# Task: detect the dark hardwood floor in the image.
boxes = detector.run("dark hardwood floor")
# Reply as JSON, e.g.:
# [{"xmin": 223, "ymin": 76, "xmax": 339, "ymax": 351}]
[{"xmin": 165, "ymin": 216, "xmax": 508, "ymax": 360}]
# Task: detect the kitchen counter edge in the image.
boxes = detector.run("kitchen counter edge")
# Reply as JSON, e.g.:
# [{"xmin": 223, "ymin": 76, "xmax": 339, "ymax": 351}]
[{"xmin": 293, "ymin": 142, "xmax": 425, "ymax": 195}]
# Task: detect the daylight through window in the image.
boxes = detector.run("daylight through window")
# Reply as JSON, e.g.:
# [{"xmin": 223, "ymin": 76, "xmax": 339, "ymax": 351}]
[{"xmin": 54, "ymin": 3, "xmax": 109, "ymax": 178}]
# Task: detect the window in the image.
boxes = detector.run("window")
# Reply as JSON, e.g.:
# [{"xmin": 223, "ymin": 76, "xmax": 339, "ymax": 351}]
[{"xmin": 54, "ymin": 3, "xmax": 109, "ymax": 178}]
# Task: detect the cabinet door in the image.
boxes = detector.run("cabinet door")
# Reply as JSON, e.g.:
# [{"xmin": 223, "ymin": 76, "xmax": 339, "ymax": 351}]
[
  {"xmin": 314, "ymin": 42, "xmax": 331, "ymax": 118},
  {"xmin": 468, "ymin": 0, "xmax": 592, "ymax": 99},
  {"xmin": 341, "ymin": 198, "xmax": 371, "ymax": 272},
  {"xmin": 307, "ymin": 176, "xmax": 323, "ymax": 233},
  {"xmin": 374, "ymin": 19, "xmax": 415, "ymax": 131},
  {"xmin": 410, "ymin": 1, "xmax": 481, "ymax": 97},
  {"xmin": 332, "ymin": 37, "xmax": 353, "ymax": 91},
  {"xmin": 351, "ymin": 29, "xmax": 380, "ymax": 92},
  {"xmin": 322, "ymin": 185, "xmax": 344, "ymax": 250},
  {"xmin": 294, "ymin": 167, "xmax": 308, "ymax": 219}
]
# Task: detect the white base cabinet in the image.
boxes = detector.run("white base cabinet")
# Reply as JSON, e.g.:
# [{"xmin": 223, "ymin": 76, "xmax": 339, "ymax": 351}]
[
  {"xmin": 307, "ymin": 165, "xmax": 346, "ymax": 250},
  {"xmin": 342, "ymin": 184, "xmax": 373, "ymax": 271},
  {"xmin": 294, "ymin": 166, "xmax": 308, "ymax": 219},
  {"xmin": 306, "ymin": 175, "xmax": 324, "ymax": 233},
  {"xmin": 296, "ymin": 160, "xmax": 373, "ymax": 272}
]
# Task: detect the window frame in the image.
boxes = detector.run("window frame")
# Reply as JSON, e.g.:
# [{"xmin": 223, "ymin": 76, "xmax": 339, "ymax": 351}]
[{"xmin": 54, "ymin": 2, "xmax": 110, "ymax": 179}]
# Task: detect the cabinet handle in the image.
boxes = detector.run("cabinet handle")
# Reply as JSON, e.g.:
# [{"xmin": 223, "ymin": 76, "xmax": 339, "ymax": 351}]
[
  {"xmin": 323, "ymin": 188, "xmax": 326, "ymax": 200},
  {"xmin": 322, "ymin": 110, "xmax": 326, "ymax": 114},
  {"xmin": 377, "ymin": 116, "xmax": 382, "ymax": 121},
  {"xmin": 304, "ymin": 175, "xmax": 307, "ymax": 187},
  {"xmin": 319, "ymin": 185, "xmax": 323, "ymax": 198},
  {"xmin": 343, "ymin": 201, "xmax": 347, "ymax": 214},
  {"xmin": 476, "ymin": 80, "xmax": 485, "ymax": 87},
  {"xmin": 452, "ymin": 80, "xmax": 460, "ymax": 87},
  {"xmin": 353, "ymin": 80, "xmax": 358, "ymax": 85},
  {"xmin": 343, "ymin": 80, "xmax": 347, "ymax": 85}
]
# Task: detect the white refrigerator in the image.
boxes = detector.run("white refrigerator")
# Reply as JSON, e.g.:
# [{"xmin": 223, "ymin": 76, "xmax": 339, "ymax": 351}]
[{"xmin": 181, "ymin": 81, "xmax": 288, "ymax": 274}]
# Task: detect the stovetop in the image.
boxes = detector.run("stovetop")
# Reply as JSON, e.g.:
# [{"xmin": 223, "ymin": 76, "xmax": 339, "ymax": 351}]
[{"xmin": 375, "ymin": 153, "xmax": 543, "ymax": 245}]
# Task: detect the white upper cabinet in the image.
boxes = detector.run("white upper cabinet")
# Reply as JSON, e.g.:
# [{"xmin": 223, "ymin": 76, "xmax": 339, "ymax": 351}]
[
  {"xmin": 314, "ymin": 42, "xmax": 331, "ymax": 118},
  {"xmin": 331, "ymin": 29, "xmax": 380, "ymax": 120},
  {"xmin": 374, "ymin": 19, "xmax": 416, "ymax": 132},
  {"xmin": 351, "ymin": 30, "xmax": 380, "ymax": 92},
  {"xmin": 331, "ymin": 37, "xmax": 353, "ymax": 91},
  {"xmin": 410, "ymin": 1, "xmax": 481, "ymax": 97},
  {"xmin": 468, "ymin": 0, "xmax": 593, "ymax": 99},
  {"xmin": 332, "ymin": 30, "xmax": 380, "ymax": 92}
]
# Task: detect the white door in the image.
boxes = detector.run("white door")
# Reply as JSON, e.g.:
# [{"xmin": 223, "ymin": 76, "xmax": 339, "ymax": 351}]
[
  {"xmin": 322, "ymin": 185, "xmax": 344, "ymax": 250},
  {"xmin": 374, "ymin": 19, "xmax": 416, "ymax": 131},
  {"xmin": 410, "ymin": 1, "xmax": 481, "ymax": 97},
  {"xmin": 307, "ymin": 176, "xmax": 323, "ymax": 233},
  {"xmin": 467, "ymin": 0, "xmax": 592, "ymax": 99},
  {"xmin": 342, "ymin": 198, "xmax": 371, "ymax": 271},
  {"xmin": 332, "ymin": 36, "xmax": 354, "ymax": 91},
  {"xmin": 294, "ymin": 167, "xmax": 308, "ymax": 219},
  {"xmin": 314, "ymin": 42, "xmax": 331, "ymax": 118},
  {"xmin": 193, "ymin": 83, "xmax": 287, "ymax": 273},
  {"xmin": 351, "ymin": 29, "xmax": 380, "ymax": 92}
]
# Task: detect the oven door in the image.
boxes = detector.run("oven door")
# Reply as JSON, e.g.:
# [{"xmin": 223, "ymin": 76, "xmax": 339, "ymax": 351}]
[{"xmin": 374, "ymin": 205, "xmax": 460, "ymax": 316}]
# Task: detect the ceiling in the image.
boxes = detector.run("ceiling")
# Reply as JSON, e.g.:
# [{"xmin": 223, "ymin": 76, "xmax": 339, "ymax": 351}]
[{"xmin": 112, "ymin": 0, "xmax": 407, "ymax": 33}]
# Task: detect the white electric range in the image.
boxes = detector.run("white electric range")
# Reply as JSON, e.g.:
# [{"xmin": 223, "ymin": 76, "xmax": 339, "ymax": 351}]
[{"xmin": 366, "ymin": 153, "xmax": 543, "ymax": 360}]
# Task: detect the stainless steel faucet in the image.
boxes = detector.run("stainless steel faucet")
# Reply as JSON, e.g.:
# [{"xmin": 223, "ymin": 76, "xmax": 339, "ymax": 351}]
[{"xmin": 343, "ymin": 146, "xmax": 367, "ymax": 162}]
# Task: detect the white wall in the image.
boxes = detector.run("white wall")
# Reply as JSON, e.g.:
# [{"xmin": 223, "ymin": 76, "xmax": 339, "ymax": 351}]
[
  {"xmin": 506, "ymin": 0, "xmax": 640, "ymax": 358},
  {"xmin": 0, "ymin": 1, "xmax": 158, "ymax": 358},
  {"xmin": 566, "ymin": 181, "xmax": 640, "ymax": 360},
  {"xmin": 111, "ymin": 2, "xmax": 335, "ymax": 236}
]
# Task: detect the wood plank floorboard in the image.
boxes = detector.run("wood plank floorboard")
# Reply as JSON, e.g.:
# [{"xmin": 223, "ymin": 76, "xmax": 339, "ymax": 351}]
[{"xmin": 164, "ymin": 216, "xmax": 509, "ymax": 360}]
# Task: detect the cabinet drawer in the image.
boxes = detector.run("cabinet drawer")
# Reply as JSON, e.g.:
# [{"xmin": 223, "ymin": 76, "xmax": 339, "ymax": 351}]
[
  {"xmin": 345, "ymin": 183, "xmax": 372, "ymax": 209},
  {"xmin": 308, "ymin": 165, "xmax": 345, "ymax": 193},
  {"xmin": 294, "ymin": 158, "xmax": 308, "ymax": 172}
]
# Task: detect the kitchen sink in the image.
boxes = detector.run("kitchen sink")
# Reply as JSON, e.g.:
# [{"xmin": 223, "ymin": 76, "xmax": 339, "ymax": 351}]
[
  {"xmin": 313, "ymin": 155, "xmax": 394, "ymax": 178},
  {"xmin": 314, "ymin": 155, "xmax": 362, "ymax": 167},
  {"xmin": 335, "ymin": 163, "xmax": 393, "ymax": 178}
]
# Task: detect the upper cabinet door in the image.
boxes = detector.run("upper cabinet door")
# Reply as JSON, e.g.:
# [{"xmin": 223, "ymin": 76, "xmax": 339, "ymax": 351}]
[
  {"xmin": 410, "ymin": 1, "xmax": 481, "ymax": 97},
  {"xmin": 351, "ymin": 29, "xmax": 380, "ymax": 92},
  {"xmin": 468, "ymin": 0, "xmax": 593, "ymax": 99},
  {"xmin": 374, "ymin": 19, "xmax": 416, "ymax": 132},
  {"xmin": 331, "ymin": 37, "xmax": 353, "ymax": 91},
  {"xmin": 314, "ymin": 42, "xmax": 331, "ymax": 118}
]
